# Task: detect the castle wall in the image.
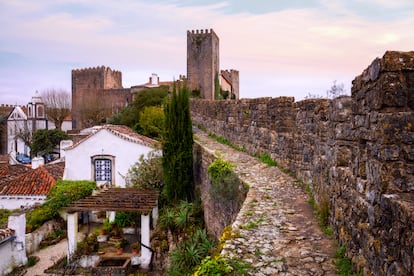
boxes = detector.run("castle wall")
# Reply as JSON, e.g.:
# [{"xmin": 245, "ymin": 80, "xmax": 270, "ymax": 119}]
[
  {"xmin": 221, "ymin": 69, "xmax": 240, "ymax": 99},
  {"xmin": 187, "ymin": 29, "xmax": 219, "ymax": 100},
  {"xmin": 71, "ymin": 67, "xmax": 130, "ymax": 129},
  {"xmin": 190, "ymin": 51, "xmax": 414, "ymax": 275}
]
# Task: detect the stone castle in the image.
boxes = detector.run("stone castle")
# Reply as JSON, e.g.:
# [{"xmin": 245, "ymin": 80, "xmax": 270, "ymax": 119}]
[
  {"xmin": 71, "ymin": 66, "xmax": 131, "ymax": 129},
  {"xmin": 71, "ymin": 29, "xmax": 239, "ymax": 129},
  {"xmin": 187, "ymin": 29, "xmax": 239, "ymax": 100}
]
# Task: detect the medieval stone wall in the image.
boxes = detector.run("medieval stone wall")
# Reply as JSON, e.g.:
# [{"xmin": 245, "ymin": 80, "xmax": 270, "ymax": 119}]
[
  {"xmin": 191, "ymin": 51, "xmax": 414, "ymax": 275},
  {"xmin": 193, "ymin": 141, "xmax": 244, "ymax": 238},
  {"xmin": 71, "ymin": 66, "xmax": 131, "ymax": 129}
]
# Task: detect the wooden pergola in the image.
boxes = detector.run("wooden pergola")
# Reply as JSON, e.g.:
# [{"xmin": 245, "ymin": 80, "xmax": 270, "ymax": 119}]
[
  {"xmin": 64, "ymin": 188, "xmax": 159, "ymax": 213},
  {"xmin": 64, "ymin": 188, "xmax": 159, "ymax": 268}
]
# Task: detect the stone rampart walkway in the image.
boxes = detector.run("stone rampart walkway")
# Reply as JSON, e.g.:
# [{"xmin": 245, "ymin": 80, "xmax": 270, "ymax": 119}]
[{"xmin": 196, "ymin": 131, "xmax": 337, "ymax": 275}]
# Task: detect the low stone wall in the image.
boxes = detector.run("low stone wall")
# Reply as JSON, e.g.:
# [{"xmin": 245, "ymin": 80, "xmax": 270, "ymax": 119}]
[
  {"xmin": 191, "ymin": 51, "xmax": 414, "ymax": 275},
  {"xmin": 193, "ymin": 141, "xmax": 245, "ymax": 239},
  {"xmin": 25, "ymin": 220, "xmax": 62, "ymax": 255}
]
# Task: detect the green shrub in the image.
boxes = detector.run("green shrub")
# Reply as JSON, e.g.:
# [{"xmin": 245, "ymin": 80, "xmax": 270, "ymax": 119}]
[
  {"xmin": 194, "ymin": 256, "xmax": 233, "ymax": 275},
  {"xmin": 27, "ymin": 256, "xmax": 38, "ymax": 267},
  {"xmin": 208, "ymin": 158, "xmax": 248, "ymax": 203},
  {"xmin": 168, "ymin": 229, "xmax": 215, "ymax": 276},
  {"xmin": 334, "ymin": 246, "xmax": 353, "ymax": 275},
  {"xmin": 114, "ymin": 212, "xmax": 140, "ymax": 228},
  {"xmin": 26, "ymin": 180, "xmax": 96, "ymax": 231},
  {"xmin": 208, "ymin": 158, "xmax": 234, "ymax": 183}
]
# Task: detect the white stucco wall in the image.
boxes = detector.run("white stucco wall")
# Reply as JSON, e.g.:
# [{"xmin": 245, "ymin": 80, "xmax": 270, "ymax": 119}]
[
  {"xmin": 63, "ymin": 129, "xmax": 155, "ymax": 187},
  {"xmin": 0, "ymin": 195, "xmax": 46, "ymax": 210},
  {"xmin": 0, "ymin": 238, "xmax": 15, "ymax": 275}
]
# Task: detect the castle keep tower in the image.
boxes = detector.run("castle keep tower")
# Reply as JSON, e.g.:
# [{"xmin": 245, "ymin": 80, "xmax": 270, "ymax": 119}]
[
  {"xmin": 72, "ymin": 66, "xmax": 131, "ymax": 129},
  {"xmin": 187, "ymin": 29, "xmax": 220, "ymax": 100}
]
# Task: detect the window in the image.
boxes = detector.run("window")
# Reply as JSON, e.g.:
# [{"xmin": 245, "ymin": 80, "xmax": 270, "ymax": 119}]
[
  {"xmin": 37, "ymin": 105, "xmax": 44, "ymax": 117},
  {"xmin": 95, "ymin": 159, "xmax": 111, "ymax": 182}
]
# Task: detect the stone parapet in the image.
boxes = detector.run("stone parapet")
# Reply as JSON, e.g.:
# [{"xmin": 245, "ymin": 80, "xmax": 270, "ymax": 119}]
[{"xmin": 191, "ymin": 51, "xmax": 414, "ymax": 275}]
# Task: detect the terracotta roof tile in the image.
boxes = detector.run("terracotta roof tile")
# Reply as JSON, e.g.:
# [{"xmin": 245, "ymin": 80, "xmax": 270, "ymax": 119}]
[
  {"xmin": 0, "ymin": 163, "xmax": 31, "ymax": 177},
  {"xmin": 0, "ymin": 162, "xmax": 64, "ymax": 196},
  {"xmin": 0, "ymin": 228, "xmax": 15, "ymax": 243}
]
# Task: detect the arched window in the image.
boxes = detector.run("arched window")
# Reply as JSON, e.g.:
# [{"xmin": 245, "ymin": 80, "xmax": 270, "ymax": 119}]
[{"xmin": 37, "ymin": 105, "xmax": 44, "ymax": 118}]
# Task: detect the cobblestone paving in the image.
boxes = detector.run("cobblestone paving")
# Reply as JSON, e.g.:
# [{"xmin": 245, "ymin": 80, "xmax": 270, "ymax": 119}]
[{"xmin": 196, "ymin": 131, "xmax": 337, "ymax": 276}]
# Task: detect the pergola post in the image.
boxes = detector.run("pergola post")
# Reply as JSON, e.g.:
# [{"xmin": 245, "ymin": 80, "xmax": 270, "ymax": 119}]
[
  {"xmin": 140, "ymin": 213, "xmax": 151, "ymax": 268},
  {"xmin": 108, "ymin": 211, "xmax": 116, "ymax": 222},
  {"xmin": 152, "ymin": 200, "xmax": 158, "ymax": 227},
  {"xmin": 67, "ymin": 212, "xmax": 78, "ymax": 262}
]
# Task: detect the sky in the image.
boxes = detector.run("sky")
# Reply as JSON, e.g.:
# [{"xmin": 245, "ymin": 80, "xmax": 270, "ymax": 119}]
[{"xmin": 1, "ymin": 0, "xmax": 413, "ymax": 105}]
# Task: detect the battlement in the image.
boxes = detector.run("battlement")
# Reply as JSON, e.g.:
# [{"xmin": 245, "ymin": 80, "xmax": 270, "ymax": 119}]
[
  {"xmin": 221, "ymin": 69, "xmax": 239, "ymax": 74},
  {"xmin": 72, "ymin": 66, "xmax": 122, "ymax": 76},
  {"xmin": 187, "ymin": 29, "xmax": 215, "ymax": 35}
]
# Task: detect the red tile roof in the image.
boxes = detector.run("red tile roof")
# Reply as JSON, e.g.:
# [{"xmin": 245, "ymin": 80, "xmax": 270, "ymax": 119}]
[
  {"xmin": 0, "ymin": 162, "xmax": 64, "ymax": 196},
  {"xmin": 0, "ymin": 228, "xmax": 15, "ymax": 243},
  {"xmin": 0, "ymin": 163, "xmax": 31, "ymax": 177}
]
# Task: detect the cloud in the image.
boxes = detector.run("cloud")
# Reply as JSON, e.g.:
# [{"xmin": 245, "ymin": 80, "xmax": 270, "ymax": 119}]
[{"xmin": 0, "ymin": 0, "xmax": 413, "ymax": 104}]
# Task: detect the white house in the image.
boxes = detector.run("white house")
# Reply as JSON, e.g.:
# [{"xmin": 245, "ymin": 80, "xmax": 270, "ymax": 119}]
[
  {"xmin": 7, "ymin": 91, "xmax": 72, "ymax": 156},
  {"xmin": 63, "ymin": 124, "xmax": 158, "ymax": 188}
]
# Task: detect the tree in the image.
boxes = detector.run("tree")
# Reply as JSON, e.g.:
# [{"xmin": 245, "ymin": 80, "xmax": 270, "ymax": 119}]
[
  {"xmin": 41, "ymin": 89, "xmax": 71, "ymax": 130},
  {"xmin": 30, "ymin": 129, "xmax": 69, "ymax": 157},
  {"xmin": 162, "ymin": 83, "xmax": 194, "ymax": 204},
  {"xmin": 326, "ymin": 80, "xmax": 347, "ymax": 99},
  {"xmin": 125, "ymin": 151, "xmax": 163, "ymax": 190},
  {"xmin": 139, "ymin": 106, "xmax": 164, "ymax": 139},
  {"xmin": 109, "ymin": 85, "xmax": 169, "ymax": 132}
]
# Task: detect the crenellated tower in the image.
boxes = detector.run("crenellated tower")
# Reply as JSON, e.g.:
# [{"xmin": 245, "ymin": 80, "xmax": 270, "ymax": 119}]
[
  {"xmin": 187, "ymin": 29, "xmax": 220, "ymax": 100},
  {"xmin": 71, "ymin": 66, "xmax": 130, "ymax": 129}
]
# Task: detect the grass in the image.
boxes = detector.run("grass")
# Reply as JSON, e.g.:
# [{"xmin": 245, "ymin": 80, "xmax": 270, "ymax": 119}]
[
  {"xmin": 27, "ymin": 256, "xmax": 38, "ymax": 267},
  {"xmin": 258, "ymin": 153, "xmax": 278, "ymax": 166},
  {"xmin": 334, "ymin": 245, "xmax": 363, "ymax": 276},
  {"xmin": 208, "ymin": 132, "xmax": 246, "ymax": 152}
]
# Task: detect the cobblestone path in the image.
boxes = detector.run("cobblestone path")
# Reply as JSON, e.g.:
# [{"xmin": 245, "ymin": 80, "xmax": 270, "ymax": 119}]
[{"xmin": 196, "ymin": 131, "xmax": 337, "ymax": 275}]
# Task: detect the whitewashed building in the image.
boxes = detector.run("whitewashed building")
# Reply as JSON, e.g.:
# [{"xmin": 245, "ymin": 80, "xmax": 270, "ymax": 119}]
[
  {"xmin": 6, "ymin": 91, "xmax": 72, "ymax": 156},
  {"xmin": 63, "ymin": 125, "xmax": 158, "ymax": 188}
]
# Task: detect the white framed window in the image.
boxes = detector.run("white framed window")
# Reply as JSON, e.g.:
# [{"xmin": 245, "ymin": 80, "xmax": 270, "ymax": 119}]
[
  {"xmin": 91, "ymin": 155, "xmax": 115, "ymax": 187},
  {"xmin": 95, "ymin": 159, "xmax": 111, "ymax": 182}
]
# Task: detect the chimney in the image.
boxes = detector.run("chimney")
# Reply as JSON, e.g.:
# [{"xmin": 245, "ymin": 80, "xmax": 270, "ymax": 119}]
[
  {"xmin": 31, "ymin": 157, "xmax": 44, "ymax": 169},
  {"xmin": 60, "ymin": 140, "xmax": 73, "ymax": 158}
]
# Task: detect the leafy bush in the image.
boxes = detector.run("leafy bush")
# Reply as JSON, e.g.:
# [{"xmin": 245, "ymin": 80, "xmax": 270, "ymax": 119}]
[
  {"xmin": 194, "ymin": 256, "xmax": 233, "ymax": 275},
  {"xmin": 125, "ymin": 151, "xmax": 163, "ymax": 191},
  {"xmin": 159, "ymin": 201, "xmax": 204, "ymax": 238},
  {"xmin": 30, "ymin": 129, "xmax": 69, "ymax": 157},
  {"xmin": 26, "ymin": 180, "xmax": 96, "ymax": 231},
  {"xmin": 114, "ymin": 212, "xmax": 139, "ymax": 228},
  {"xmin": 168, "ymin": 229, "xmax": 215, "ymax": 276},
  {"xmin": 208, "ymin": 158, "xmax": 248, "ymax": 203},
  {"xmin": 139, "ymin": 106, "xmax": 164, "ymax": 139},
  {"xmin": 0, "ymin": 209, "xmax": 14, "ymax": 228}
]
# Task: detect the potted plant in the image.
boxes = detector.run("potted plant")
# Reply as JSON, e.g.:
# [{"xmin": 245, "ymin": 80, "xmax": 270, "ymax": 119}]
[
  {"xmin": 131, "ymin": 242, "xmax": 140, "ymax": 255},
  {"xmin": 97, "ymin": 225, "xmax": 109, "ymax": 242},
  {"xmin": 115, "ymin": 241, "xmax": 123, "ymax": 255}
]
